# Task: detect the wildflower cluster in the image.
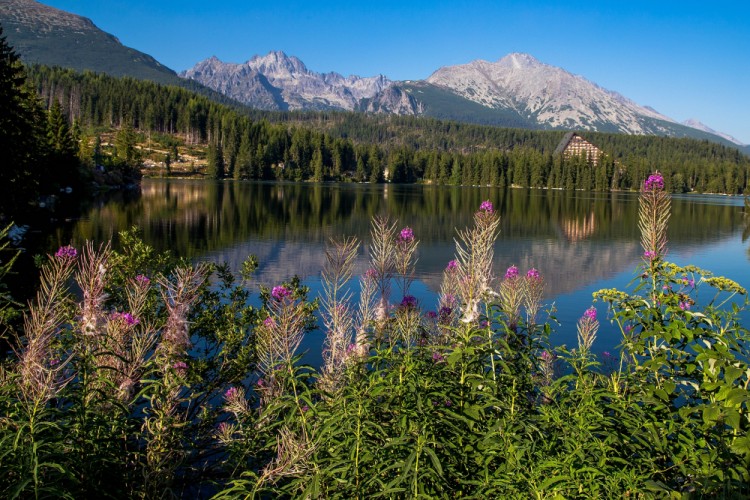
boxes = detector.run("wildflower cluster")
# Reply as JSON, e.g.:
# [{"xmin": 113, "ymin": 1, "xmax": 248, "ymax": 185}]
[
  {"xmin": 643, "ymin": 172, "xmax": 665, "ymax": 191},
  {"xmin": 54, "ymin": 245, "xmax": 78, "ymax": 259}
]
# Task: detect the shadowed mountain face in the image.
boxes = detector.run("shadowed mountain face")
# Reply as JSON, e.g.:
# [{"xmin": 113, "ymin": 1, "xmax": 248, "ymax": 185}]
[{"xmin": 0, "ymin": 0, "xmax": 182, "ymax": 85}]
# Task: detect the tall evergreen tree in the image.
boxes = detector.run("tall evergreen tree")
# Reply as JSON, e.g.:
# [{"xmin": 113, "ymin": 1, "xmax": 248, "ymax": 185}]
[
  {"xmin": 0, "ymin": 26, "xmax": 47, "ymax": 215},
  {"xmin": 207, "ymin": 142, "xmax": 226, "ymax": 180}
]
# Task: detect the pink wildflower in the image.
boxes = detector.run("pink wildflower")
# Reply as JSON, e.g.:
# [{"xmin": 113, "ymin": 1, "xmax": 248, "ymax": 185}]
[
  {"xmin": 583, "ymin": 307, "xmax": 597, "ymax": 322},
  {"xmin": 526, "ymin": 268, "xmax": 541, "ymax": 280},
  {"xmin": 643, "ymin": 173, "xmax": 665, "ymax": 191},
  {"xmin": 504, "ymin": 265, "xmax": 519, "ymax": 280},
  {"xmin": 399, "ymin": 227, "xmax": 414, "ymax": 243},
  {"xmin": 135, "ymin": 274, "xmax": 150, "ymax": 286},
  {"xmin": 271, "ymin": 285, "xmax": 291, "ymax": 301},
  {"xmin": 173, "ymin": 361, "xmax": 188, "ymax": 376},
  {"xmin": 263, "ymin": 317, "xmax": 275, "ymax": 327},
  {"xmin": 479, "ymin": 200, "xmax": 494, "ymax": 213},
  {"xmin": 111, "ymin": 311, "xmax": 139, "ymax": 326},
  {"xmin": 446, "ymin": 260, "xmax": 458, "ymax": 272},
  {"xmin": 224, "ymin": 386, "xmax": 239, "ymax": 400},
  {"xmin": 55, "ymin": 245, "xmax": 77, "ymax": 259},
  {"xmin": 400, "ymin": 295, "xmax": 417, "ymax": 309}
]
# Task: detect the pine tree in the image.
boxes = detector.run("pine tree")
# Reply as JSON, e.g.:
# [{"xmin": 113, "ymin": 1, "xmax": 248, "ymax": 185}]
[
  {"xmin": 311, "ymin": 148, "xmax": 324, "ymax": 182},
  {"xmin": 0, "ymin": 26, "xmax": 47, "ymax": 215},
  {"xmin": 207, "ymin": 142, "xmax": 225, "ymax": 179}
]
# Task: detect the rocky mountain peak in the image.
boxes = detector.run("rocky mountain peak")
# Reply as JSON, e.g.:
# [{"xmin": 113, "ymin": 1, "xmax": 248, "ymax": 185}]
[
  {"xmin": 181, "ymin": 53, "xmax": 391, "ymax": 111},
  {"xmin": 683, "ymin": 119, "xmax": 746, "ymax": 146},
  {"xmin": 247, "ymin": 50, "xmax": 308, "ymax": 76},
  {"xmin": 498, "ymin": 52, "xmax": 543, "ymax": 69}
]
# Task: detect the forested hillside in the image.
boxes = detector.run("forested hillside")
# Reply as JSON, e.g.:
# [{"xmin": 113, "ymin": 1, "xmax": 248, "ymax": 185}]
[{"xmin": 26, "ymin": 65, "xmax": 750, "ymax": 194}]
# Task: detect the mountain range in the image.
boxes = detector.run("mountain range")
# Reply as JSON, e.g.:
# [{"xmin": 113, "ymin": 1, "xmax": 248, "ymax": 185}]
[{"xmin": 2, "ymin": 0, "xmax": 747, "ymax": 153}]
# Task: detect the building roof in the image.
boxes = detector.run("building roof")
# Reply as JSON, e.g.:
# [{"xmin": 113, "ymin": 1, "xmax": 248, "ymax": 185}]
[{"xmin": 553, "ymin": 131, "xmax": 577, "ymax": 155}]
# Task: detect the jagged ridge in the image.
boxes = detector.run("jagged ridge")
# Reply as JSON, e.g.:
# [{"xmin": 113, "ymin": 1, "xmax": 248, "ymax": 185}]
[{"xmin": 180, "ymin": 52, "xmax": 391, "ymax": 111}]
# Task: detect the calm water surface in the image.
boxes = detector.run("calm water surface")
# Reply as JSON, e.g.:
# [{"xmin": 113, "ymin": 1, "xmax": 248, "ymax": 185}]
[{"xmin": 50, "ymin": 180, "xmax": 750, "ymax": 364}]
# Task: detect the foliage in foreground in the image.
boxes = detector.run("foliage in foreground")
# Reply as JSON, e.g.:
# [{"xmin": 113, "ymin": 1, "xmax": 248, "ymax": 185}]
[{"xmin": 0, "ymin": 173, "xmax": 749, "ymax": 498}]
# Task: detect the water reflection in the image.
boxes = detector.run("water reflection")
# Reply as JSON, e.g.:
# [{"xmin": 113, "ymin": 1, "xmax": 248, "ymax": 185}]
[{"xmin": 53, "ymin": 181, "xmax": 743, "ymax": 295}]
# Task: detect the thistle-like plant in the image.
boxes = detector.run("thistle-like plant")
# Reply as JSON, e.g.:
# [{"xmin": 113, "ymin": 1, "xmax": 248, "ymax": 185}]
[
  {"xmin": 75, "ymin": 241, "xmax": 111, "ymax": 340},
  {"xmin": 639, "ymin": 172, "xmax": 670, "ymax": 265},
  {"xmin": 576, "ymin": 306, "xmax": 599, "ymax": 354},
  {"xmin": 394, "ymin": 226, "xmax": 418, "ymax": 297},
  {"xmin": 499, "ymin": 265, "xmax": 523, "ymax": 329},
  {"xmin": 156, "ymin": 264, "xmax": 208, "ymax": 360},
  {"xmin": 355, "ymin": 268, "xmax": 377, "ymax": 354},
  {"xmin": 522, "ymin": 268, "xmax": 545, "ymax": 327},
  {"xmin": 452, "ymin": 200, "xmax": 501, "ymax": 323},
  {"xmin": 368, "ymin": 215, "xmax": 396, "ymax": 322},
  {"xmin": 16, "ymin": 246, "xmax": 77, "ymax": 404},
  {"xmin": 319, "ymin": 236, "xmax": 359, "ymax": 394},
  {"xmin": 255, "ymin": 284, "xmax": 311, "ymax": 408}
]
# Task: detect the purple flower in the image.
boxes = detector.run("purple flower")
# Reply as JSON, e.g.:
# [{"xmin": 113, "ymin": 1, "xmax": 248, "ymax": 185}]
[
  {"xmin": 446, "ymin": 260, "xmax": 458, "ymax": 272},
  {"xmin": 50, "ymin": 358, "xmax": 60, "ymax": 367},
  {"xmin": 399, "ymin": 227, "xmax": 414, "ymax": 243},
  {"xmin": 479, "ymin": 200, "xmax": 494, "ymax": 213},
  {"xmin": 689, "ymin": 279, "xmax": 695, "ymax": 288},
  {"xmin": 426, "ymin": 311, "xmax": 437, "ymax": 319},
  {"xmin": 643, "ymin": 173, "xmax": 665, "ymax": 191},
  {"xmin": 111, "ymin": 311, "xmax": 139, "ymax": 326},
  {"xmin": 643, "ymin": 250, "xmax": 657, "ymax": 260},
  {"xmin": 625, "ymin": 324, "xmax": 633, "ymax": 334},
  {"xmin": 271, "ymin": 285, "xmax": 291, "ymax": 301},
  {"xmin": 400, "ymin": 295, "xmax": 417, "ymax": 309},
  {"xmin": 602, "ymin": 351, "xmax": 612, "ymax": 358},
  {"xmin": 122, "ymin": 313, "xmax": 139, "ymax": 326},
  {"xmin": 263, "ymin": 317, "xmax": 275, "ymax": 328},
  {"xmin": 224, "ymin": 386, "xmax": 239, "ymax": 400},
  {"xmin": 526, "ymin": 268, "xmax": 541, "ymax": 280},
  {"xmin": 135, "ymin": 274, "xmax": 150, "ymax": 286},
  {"xmin": 173, "ymin": 361, "xmax": 188, "ymax": 374},
  {"xmin": 256, "ymin": 378, "xmax": 265, "ymax": 387},
  {"xmin": 365, "ymin": 268, "xmax": 378, "ymax": 280},
  {"xmin": 541, "ymin": 351, "xmax": 554, "ymax": 362},
  {"xmin": 679, "ymin": 301, "xmax": 691, "ymax": 311},
  {"xmin": 583, "ymin": 307, "xmax": 597, "ymax": 322},
  {"xmin": 504, "ymin": 265, "xmax": 519, "ymax": 280},
  {"xmin": 444, "ymin": 399, "xmax": 452, "ymax": 407},
  {"xmin": 55, "ymin": 245, "xmax": 77, "ymax": 259},
  {"xmin": 346, "ymin": 343, "xmax": 357, "ymax": 354},
  {"xmin": 301, "ymin": 405, "xmax": 310, "ymax": 412},
  {"xmin": 432, "ymin": 351, "xmax": 444, "ymax": 363}
]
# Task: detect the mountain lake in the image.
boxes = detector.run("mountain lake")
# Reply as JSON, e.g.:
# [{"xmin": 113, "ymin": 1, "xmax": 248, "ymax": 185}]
[{"xmin": 42, "ymin": 179, "xmax": 750, "ymax": 366}]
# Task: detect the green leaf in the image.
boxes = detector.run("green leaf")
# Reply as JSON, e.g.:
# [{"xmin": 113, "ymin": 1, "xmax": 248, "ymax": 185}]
[
  {"xmin": 702, "ymin": 405, "xmax": 721, "ymax": 425},
  {"xmin": 423, "ymin": 446, "xmax": 443, "ymax": 476}
]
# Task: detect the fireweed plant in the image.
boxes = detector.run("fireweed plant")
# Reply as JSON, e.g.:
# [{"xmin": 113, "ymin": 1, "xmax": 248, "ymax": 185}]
[{"xmin": 0, "ymin": 174, "xmax": 748, "ymax": 498}]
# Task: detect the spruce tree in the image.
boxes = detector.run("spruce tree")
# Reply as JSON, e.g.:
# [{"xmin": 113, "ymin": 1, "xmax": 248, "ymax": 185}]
[{"xmin": 0, "ymin": 26, "xmax": 47, "ymax": 215}]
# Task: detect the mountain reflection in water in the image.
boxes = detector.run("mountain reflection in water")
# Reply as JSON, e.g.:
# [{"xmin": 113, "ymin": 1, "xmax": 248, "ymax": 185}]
[{"xmin": 50, "ymin": 179, "xmax": 749, "ymax": 355}]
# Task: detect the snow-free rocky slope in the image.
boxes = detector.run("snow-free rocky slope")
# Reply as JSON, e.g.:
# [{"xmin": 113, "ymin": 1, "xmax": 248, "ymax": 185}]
[
  {"xmin": 180, "ymin": 52, "xmax": 391, "ymax": 111},
  {"xmin": 183, "ymin": 52, "xmax": 745, "ymax": 150}
]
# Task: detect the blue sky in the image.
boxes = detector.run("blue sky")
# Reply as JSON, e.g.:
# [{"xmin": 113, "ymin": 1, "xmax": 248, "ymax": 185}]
[{"xmin": 42, "ymin": 0, "xmax": 750, "ymax": 144}]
